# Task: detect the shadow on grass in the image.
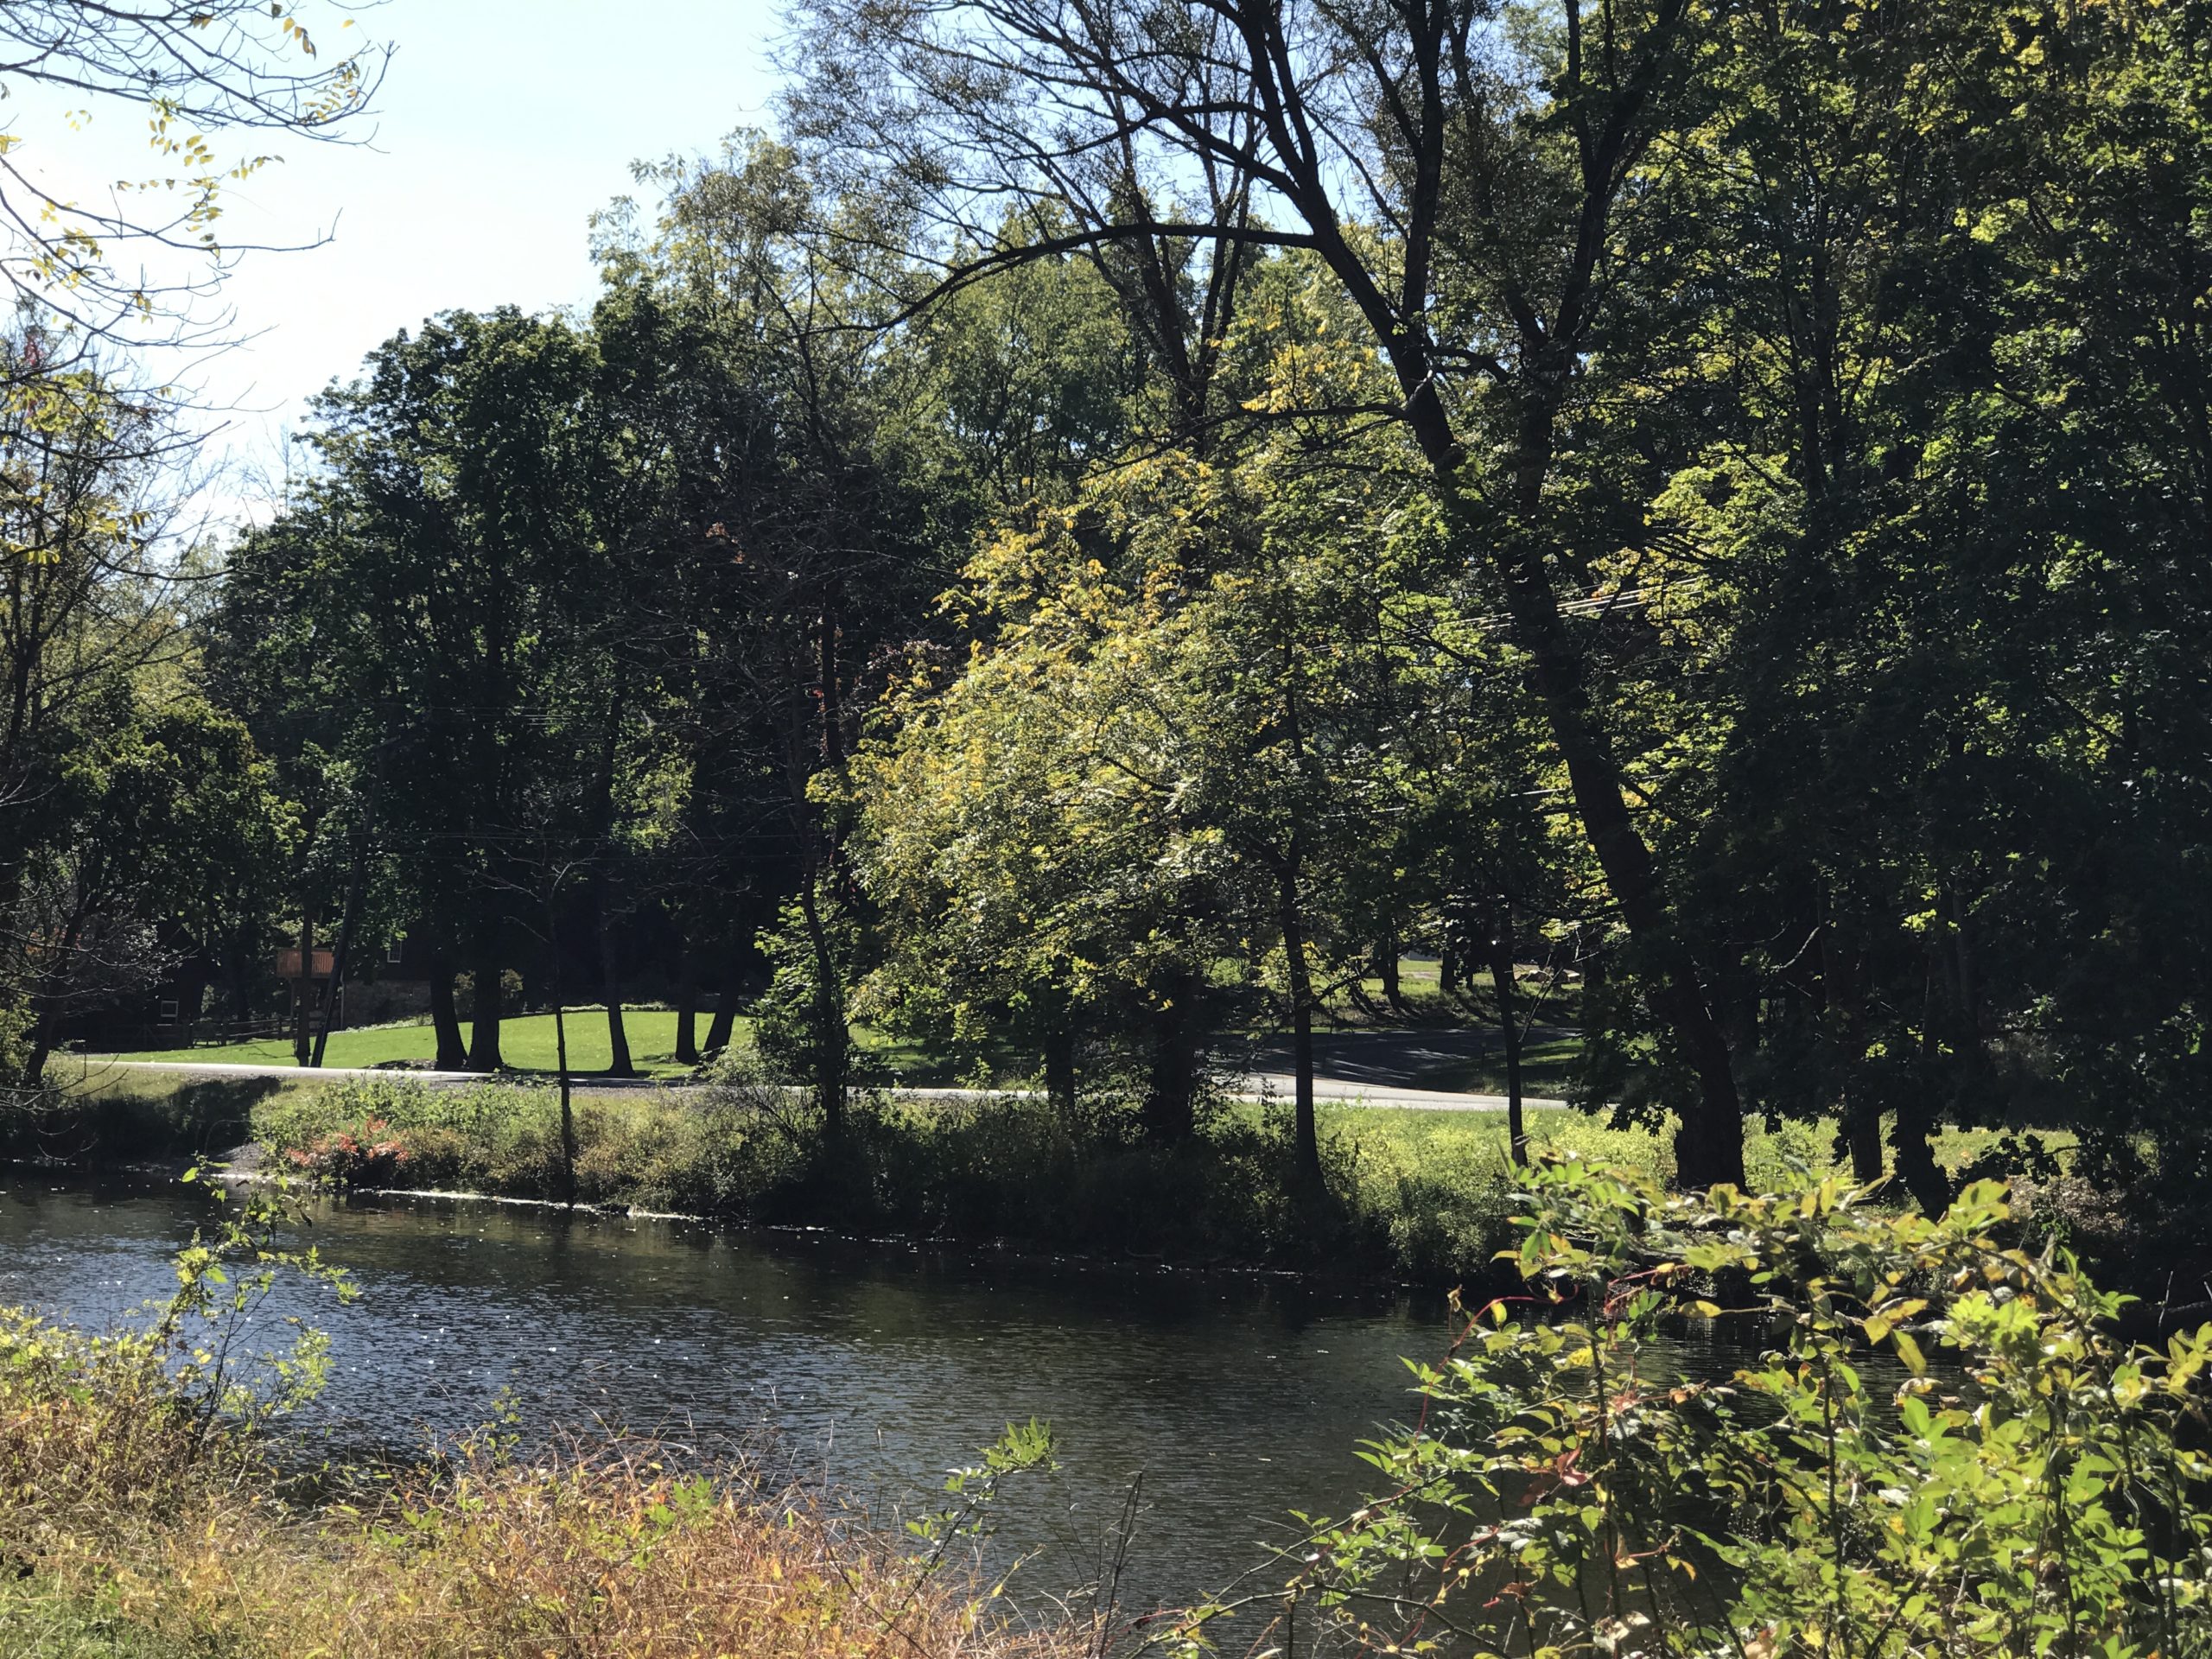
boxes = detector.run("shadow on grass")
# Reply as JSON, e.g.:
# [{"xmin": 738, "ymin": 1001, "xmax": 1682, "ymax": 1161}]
[{"xmin": 7, "ymin": 1074, "xmax": 285, "ymax": 1164}]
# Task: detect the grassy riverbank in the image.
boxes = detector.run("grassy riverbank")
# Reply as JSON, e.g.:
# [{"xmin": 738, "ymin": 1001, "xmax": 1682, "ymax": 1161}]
[
  {"xmin": 0, "ymin": 1306, "xmax": 1073, "ymax": 1659},
  {"xmin": 22, "ymin": 1065, "xmax": 2024, "ymax": 1286}
]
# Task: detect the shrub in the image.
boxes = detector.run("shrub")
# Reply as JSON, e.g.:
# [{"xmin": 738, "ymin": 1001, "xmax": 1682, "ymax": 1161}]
[
  {"xmin": 1218, "ymin": 1156, "xmax": 2212, "ymax": 1659},
  {"xmin": 283, "ymin": 1117, "xmax": 410, "ymax": 1186}
]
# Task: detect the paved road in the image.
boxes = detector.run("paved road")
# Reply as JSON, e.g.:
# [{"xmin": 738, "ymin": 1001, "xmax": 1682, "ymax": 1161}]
[{"xmin": 66, "ymin": 1054, "xmax": 1561, "ymax": 1114}]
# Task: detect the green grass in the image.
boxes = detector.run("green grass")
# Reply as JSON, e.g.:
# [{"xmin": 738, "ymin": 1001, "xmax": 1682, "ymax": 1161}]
[
  {"xmin": 1311, "ymin": 1102, "xmax": 2023, "ymax": 1181},
  {"xmin": 1398, "ymin": 1032, "xmax": 1585, "ymax": 1097},
  {"xmin": 102, "ymin": 1011, "xmax": 990, "ymax": 1086},
  {"xmin": 1333, "ymin": 954, "xmax": 1584, "ymax": 1027},
  {"xmin": 108, "ymin": 1009, "xmax": 748, "ymax": 1080},
  {"xmin": 202, "ymin": 1067, "xmax": 2052, "ymax": 1285},
  {"xmin": 0, "ymin": 1580, "xmax": 208, "ymax": 1659}
]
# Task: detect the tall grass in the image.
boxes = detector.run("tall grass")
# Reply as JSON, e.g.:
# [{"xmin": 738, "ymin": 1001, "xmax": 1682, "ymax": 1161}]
[
  {"xmin": 236, "ymin": 1068, "xmax": 1982, "ymax": 1285},
  {"xmin": 0, "ymin": 1306, "xmax": 1081, "ymax": 1658}
]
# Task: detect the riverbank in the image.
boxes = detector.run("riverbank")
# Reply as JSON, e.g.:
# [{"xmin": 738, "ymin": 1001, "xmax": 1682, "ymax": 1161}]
[
  {"xmin": 10, "ymin": 1064, "xmax": 2025, "ymax": 1287},
  {"xmin": 0, "ymin": 1303, "xmax": 1076, "ymax": 1659}
]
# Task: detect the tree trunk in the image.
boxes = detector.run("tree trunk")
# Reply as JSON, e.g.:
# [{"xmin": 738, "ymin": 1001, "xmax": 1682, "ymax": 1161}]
[
  {"xmin": 230, "ymin": 923, "xmax": 254, "ymax": 1023},
  {"xmin": 1378, "ymin": 933, "xmax": 1408, "ymax": 1016},
  {"xmin": 1415, "ymin": 401, "xmax": 1747, "ymax": 1188},
  {"xmin": 1490, "ymin": 897, "xmax": 1528, "ymax": 1166},
  {"xmin": 795, "ymin": 873, "xmax": 847, "ymax": 1141},
  {"xmin": 596, "ymin": 887, "xmax": 634, "ymax": 1079},
  {"xmin": 1846, "ymin": 1096, "xmax": 1885, "ymax": 1185},
  {"xmin": 312, "ymin": 850, "xmax": 369, "ymax": 1068},
  {"xmin": 1492, "ymin": 518, "xmax": 1745, "ymax": 1185},
  {"xmin": 555, "ymin": 997, "xmax": 576, "ymax": 1207},
  {"xmin": 1897, "ymin": 950, "xmax": 1953, "ymax": 1217},
  {"xmin": 1948, "ymin": 882, "xmax": 1984, "ymax": 1108},
  {"xmin": 1042, "ymin": 1026, "xmax": 1077, "ymax": 1115},
  {"xmin": 291, "ymin": 911, "xmax": 314, "ymax": 1066},
  {"xmin": 604, "ymin": 993, "xmax": 634, "ymax": 1077},
  {"xmin": 675, "ymin": 965, "xmax": 700, "ymax": 1066},
  {"xmin": 467, "ymin": 941, "xmax": 503, "ymax": 1071},
  {"xmin": 1143, "ymin": 976, "xmax": 1201, "ymax": 1143},
  {"xmin": 1892, "ymin": 1098, "xmax": 1950, "ymax": 1218},
  {"xmin": 22, "ymin": 908, "xmax": 87, "ymax": 1089},
  {"xmin": 1834, "ymin": 937, "xmax": 1884, "ymax": 1184},
  {"xmin": 703, "ymin": 982, "xmax": 738, "ymax": 1057},
  {"xmin": 1278, "ymin": 868, "xmax": 1321, "ymax": 1183},
  {"xmin": 429, "ymin": 949, "xmax": 467, "ymax": 1071},
  {"xmin": 588, "ymin": 693, "xmax": 635, "ymax": 1079},
  {"xmin": 548, "ymin": 899, "xmax": 577, "ymax": 1210}
]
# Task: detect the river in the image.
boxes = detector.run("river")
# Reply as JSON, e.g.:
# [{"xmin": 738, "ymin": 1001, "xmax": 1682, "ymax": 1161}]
[{"xmin": 0, "ymin": 1173, "xmax": 1465, "ymax": 1618}]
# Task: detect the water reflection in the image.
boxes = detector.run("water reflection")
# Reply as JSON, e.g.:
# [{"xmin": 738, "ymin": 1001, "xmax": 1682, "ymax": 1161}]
[{"xmin": 0, "ymin": 1176, "xmax": 1454, "ymax": 1614}]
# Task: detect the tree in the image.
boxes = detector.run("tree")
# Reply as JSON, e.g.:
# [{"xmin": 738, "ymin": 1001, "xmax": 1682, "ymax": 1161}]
[
  {"xmin": 854, "ymin": 378, "xmax": 1438, "ymax": 1171},
  {"xmin": 0, "ymin": 329, "xmax": 222, "ymax": 1084},
  {"xmin": 0, "ymin": 2, "xmax": 383, "ymax": 359},
  {"xmin": 15, "ymin": 697, "xmax": 284, "ymax": 1084},
  {"xmin": 787, "ymin": 0, "xmax": 1758, "ymax": 1185},
  {"xmin": 593, "ymin": 136, "xmax": 969, "ymax": 1128},
  {"xmin": 214, "ymin": 310, "xmax": 615, "ymax": 1072}
]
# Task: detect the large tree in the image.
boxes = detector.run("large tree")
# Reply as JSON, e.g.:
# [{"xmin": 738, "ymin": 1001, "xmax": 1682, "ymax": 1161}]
[{"xmin": 785, "ymin": 0, "xmax": 1759, "ymax": 1183}]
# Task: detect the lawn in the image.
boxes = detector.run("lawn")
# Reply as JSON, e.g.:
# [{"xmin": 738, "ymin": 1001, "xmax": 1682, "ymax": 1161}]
[
  {"xmin": 1399, "ymin": 1031, "xmax": 1586, "ymax": 1097},
  {"xmin": 1295, "ymin": 1101, "xmax": 2042, "ymax": 1215},
  {"xmin": 105, "ymin": 1011, "xmax": 962, "ymax": 1085},
  {"xmin": 1338, "ymin": 953, "xmax": 1584, "ymax": 1027},
  {"xmin": 112, "ymin": 1009, "xmax": 744, "ymax": 1080}
]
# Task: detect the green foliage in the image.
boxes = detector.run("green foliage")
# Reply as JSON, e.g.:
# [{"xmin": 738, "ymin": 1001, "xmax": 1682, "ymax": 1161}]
[
  {"xmin": 906, "ymin": 1418, "xmax": 1060, "ymax": 1552},
  {"xmin": 747, "ymin": 895, "xmax": 857, "ymax": 1099},
  {"xmin": 1217, "ymin": 1157, "xmax": 2212, "ymax": 1659},
  {"xmin": 0, "ymin": 1171, "xmax": 348, "ymax": 1581},
  {"xmin": 449, "ymin": 969, "xmax": 524, "ymax": 1023},
  {"xmin": 246, "ymin": 1071, "xmax": 1868, "ymax": 1281}
]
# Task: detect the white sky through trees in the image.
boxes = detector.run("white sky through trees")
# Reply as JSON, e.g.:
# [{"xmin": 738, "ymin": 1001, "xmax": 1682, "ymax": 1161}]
[{"xmin": 3, "ymin": 0, "xmax": 783, "ymax": 509}]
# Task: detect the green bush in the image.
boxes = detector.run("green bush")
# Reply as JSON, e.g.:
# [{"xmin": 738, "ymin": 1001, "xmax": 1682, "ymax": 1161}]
[
  {"xmin": 246, "ymin": 1073, "xmax": 1969, "ymax": 1283},
  {"xmin": 280, "ymin": 1118, "xmax": 410, "ymax": 1187},
  {"xmin": 1220, "ymin": 1156, "xmax": 2212, "ymax": 1659}
]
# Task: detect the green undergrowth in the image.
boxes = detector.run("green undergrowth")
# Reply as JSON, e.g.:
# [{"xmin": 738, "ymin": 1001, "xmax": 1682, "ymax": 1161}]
[
  {"xmin": 227, "ymin": 1068, "xmax": 2026, "ymax": 1285},
  {"xmin": 0, "ymin": 1577, "xmax": 207, "ymax": 1659},
  {"xmin": 1236, "ymin": 1157, "xmax": 2212, "ymax": 1659},
  {"xmin": 14, "ymin": 1061, "xmax": 2061, "ymax": 1286}
]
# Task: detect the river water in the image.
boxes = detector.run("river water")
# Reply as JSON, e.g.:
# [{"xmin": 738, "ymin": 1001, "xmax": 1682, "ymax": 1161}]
[{"xmin": 0, "ymin": 1174, "xmax": 1471, "ymax": 1617}]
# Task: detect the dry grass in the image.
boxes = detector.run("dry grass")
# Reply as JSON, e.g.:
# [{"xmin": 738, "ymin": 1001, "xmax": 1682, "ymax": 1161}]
[{"xmin": 0, "ymin": 1313, "xmax": 1083, "ymax": 1659}]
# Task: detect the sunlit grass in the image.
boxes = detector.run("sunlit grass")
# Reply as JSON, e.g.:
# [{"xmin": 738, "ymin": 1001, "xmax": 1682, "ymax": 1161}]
[{"xmin": 108, "ymin": 1009, "xmax": 746, "ymax": 1080}]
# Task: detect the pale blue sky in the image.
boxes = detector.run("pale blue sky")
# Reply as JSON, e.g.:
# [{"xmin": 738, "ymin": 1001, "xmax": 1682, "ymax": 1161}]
[{"xmin": 13, "ymin": 0, "xmax": 787, "ymax": 493}]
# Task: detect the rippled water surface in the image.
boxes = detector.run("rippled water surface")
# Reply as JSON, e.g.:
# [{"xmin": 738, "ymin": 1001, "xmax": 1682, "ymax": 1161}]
[{"xmin": 0, "ymin": 1176, "xmax": 1462, "ymax": 1613}]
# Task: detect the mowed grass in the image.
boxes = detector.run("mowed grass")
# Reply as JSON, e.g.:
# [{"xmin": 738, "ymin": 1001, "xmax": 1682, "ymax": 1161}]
[
  {"xmin": 1305, "ymin": 1100, "xmax": 2042, "ymax": 1194},
  {"xmin": 1398, "ymin": 1032, "xmax": 1586, "ymax": 1097},
  {"xmin": 111, "ymin": 1009, "xmax": 747, "ymax": 1080}
]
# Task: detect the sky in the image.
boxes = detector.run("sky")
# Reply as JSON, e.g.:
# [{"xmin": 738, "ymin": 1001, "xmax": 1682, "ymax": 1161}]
[{"xmin": 9, "ymin": 0, "xmax": 787, "ymax": 504}]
